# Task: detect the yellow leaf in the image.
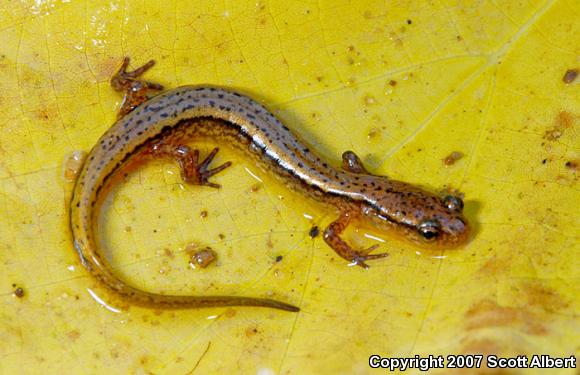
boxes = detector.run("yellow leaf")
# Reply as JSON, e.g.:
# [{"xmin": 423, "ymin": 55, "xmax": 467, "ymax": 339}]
[{"xmin": 0, "ymin": 0, "xmax": 578, "ymax": 374}]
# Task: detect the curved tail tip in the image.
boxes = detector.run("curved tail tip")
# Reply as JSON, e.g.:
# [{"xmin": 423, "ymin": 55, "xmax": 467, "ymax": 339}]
[
  {"xmin": 272, "ymin": 301, "xmax": 300, "ymax": 312},
  {"xmin": 285, "ymin": 305, "xmax": 300, "ymax": 312}
]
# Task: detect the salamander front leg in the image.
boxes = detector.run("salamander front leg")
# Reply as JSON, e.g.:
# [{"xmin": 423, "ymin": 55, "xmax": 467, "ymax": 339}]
[
  {"xmin": 323, "ymin": 212, "xmax": 389, "ymax": 269},
  {"xmin": 150, "ymin": 143, "xmax": 232, "ymax": 188},
  {"xmin": 110, "ymin": 57, "xmax": 164, "ymax": 119},
  {"xmin": 341, "ymin": 151, "xmax": 369, "ymax": 174}
]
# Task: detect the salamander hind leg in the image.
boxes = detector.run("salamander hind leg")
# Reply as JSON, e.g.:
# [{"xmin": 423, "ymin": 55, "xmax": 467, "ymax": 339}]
[
  {"xmin": 323, "ymin": 211, "xmax": 388, "ymax": 269},
  {"xmin": 150, "ymin": 143, "xmax": 232, "ymax": 188},
  {"xmin": 341, "ymin": 151, "xmax": 369, "ymax": 174},
  {"xmin": 110, "ymin": 57, "xmax": 164, "ymax": 119}
]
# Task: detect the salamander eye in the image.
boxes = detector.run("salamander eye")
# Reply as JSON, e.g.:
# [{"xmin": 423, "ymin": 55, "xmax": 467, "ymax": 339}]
[
  {"xmin": 418, "ymin": 220, "xmax": 440, "ymax": 241},
  {"xmin": 443, "ymin": 195, "xmax": 464, "ymax": 211}
]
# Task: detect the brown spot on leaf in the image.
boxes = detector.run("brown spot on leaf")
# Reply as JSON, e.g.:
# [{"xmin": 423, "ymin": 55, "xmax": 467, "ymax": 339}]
[
  {"xmin": 188, "ymin": 247, "xmax": 217, "ymax": 269},
  {"xmin": 245, "ymin": 326, "xmax": 259, "ymax": 337},
  {"xmin": 367, "ymin": 127, "xmax": 381, "ymax": 139},
  {"xmin": 544, "ymin": 111, "xmax": 576, "ymax": 140},
  {"xmin": 363, "ymin": 95, "xmax": 377, "ymax": 106},
  {"xmin": 37, "ymin": 108, "xmax": 51, "ymax": 121},
  {"xmin": 565, "ymin": 160, "xmax": 578, "ymax": 171},
  {"xmin": 67, "ymin": 330, "xmax": 81, "ymax": 341},
  {"xmin": 465, "ymin": 299, "xmax": 547, "ymax": 334},
  {"xmin": 562, "ymin": 68, "xmax": 578, "ymax": 84},
  {"xmin": 163, "ymin": 248, "xmax": 174, "ymax": 259},
  {"xmin": 443, "ymin": 151, "xmax": 464, "ymax": 166},
  {"xmin": 13, "ymin": 286, "xmax": 24, "ymax": 298},
  {"xmin": 521, "ymin": 281, "xmax": 568, "ymax": 312},
  {"xmin": 477, "ymin": 256, "xmax": 508, "ymax": 276}
]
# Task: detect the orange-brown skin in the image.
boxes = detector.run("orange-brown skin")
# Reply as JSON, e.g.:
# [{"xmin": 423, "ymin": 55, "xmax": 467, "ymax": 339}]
[{"xmin": 70, "ymin": 58, "xmax": 470, "ymax": 312}]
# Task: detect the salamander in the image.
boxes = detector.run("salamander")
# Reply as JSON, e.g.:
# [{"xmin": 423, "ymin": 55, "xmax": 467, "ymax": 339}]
[{"xmin": 69, "ymin": 58, "xmax": 470, "ymax": 312}]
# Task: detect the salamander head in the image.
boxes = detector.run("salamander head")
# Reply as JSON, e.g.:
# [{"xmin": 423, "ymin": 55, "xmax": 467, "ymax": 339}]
[{"xmin": 359, "ymin": 177, "xmax": 470, "ymax": 248}]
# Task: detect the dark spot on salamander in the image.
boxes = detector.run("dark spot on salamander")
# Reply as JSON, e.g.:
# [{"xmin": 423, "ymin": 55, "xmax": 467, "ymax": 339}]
[
  {"xmin": 218, "ymin": 94, "xmax": 224, "ymax": 99},
  {"xmin": 160, "ymin": 113, "xmax": 168, "ymax": 118},
  {"xmin": 209, "ymin": 100, "xmax": 216, "ymax": 107}
]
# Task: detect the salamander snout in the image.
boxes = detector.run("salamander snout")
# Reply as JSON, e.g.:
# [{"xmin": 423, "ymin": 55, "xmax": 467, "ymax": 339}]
[
  {"xmin": 417, "ymin": 214, "xmax": 468, "ymax": 245},
  {"xmin": 427, "ymin": 194, "xmax": 470, "ymax": 246},
  {"xmin": 358, "ymin": 177, "xmax": 471, "ymax": 248}
]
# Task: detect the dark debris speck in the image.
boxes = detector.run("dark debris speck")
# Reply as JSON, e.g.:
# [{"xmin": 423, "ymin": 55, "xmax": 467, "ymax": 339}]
[{"xmin": 309, "ymin": 225, "xmax": 320, "ymax": 238}]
